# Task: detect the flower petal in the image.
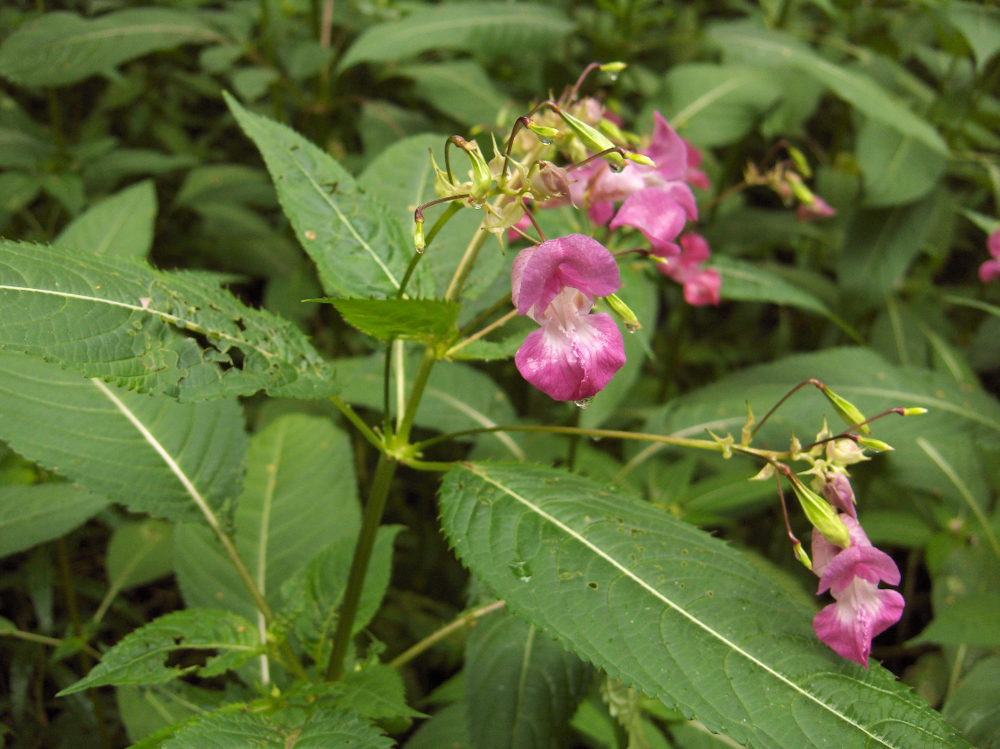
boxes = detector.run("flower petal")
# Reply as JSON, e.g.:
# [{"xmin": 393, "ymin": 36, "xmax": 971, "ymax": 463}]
[
  {"xmin": 980, "ymin": 259, "xmax": 1000, "ymax": 284},
  {"xmin": 989, "ymin": 229, "xmax": 1000, "ymax": 259},
  {"xmin": 681, "ymin": 269, "xmax": 721, "ymax": 306},
  {"xmin": 818, "ymin": 543, "xmax": 901, "ymax": 595},
  {"xmin": 609, "ymin": 189, "xmax": 687, "ymax": 255},
  {"xmin": 514, "ymin": 312, "xmax": 625, "ymax": 401},
  {"xmin": 813, "ymin": 579, "xmax": 904, "ymax": 667},
  {"xmin": 647, "ymin": 112, "xmax": 688, "ymax": 182},
  {"xmin": 513, "ymin": 235, "xmax": 620, "ymax": 317}
]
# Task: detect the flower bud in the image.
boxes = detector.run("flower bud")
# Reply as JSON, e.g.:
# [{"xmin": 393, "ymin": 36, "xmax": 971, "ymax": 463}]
[
  {"xmin": 902, "ymin": 407, "xmax": 928, "ymax": 416},
  {"xmin": 826, "ymin": 439, "xmax": 869, "ymax": 466},
  {"xmin": 791, "ymin": 478, "xmax": 851, "ymax": 549},
  {"xmin": 599, "ymin": 61, "xmax": 627, "ymax": 74},
  {"xmin": 454, "ymin": 137, "xmax": 494, "ymax": 204},
  {"xmin": 856, "ymin": 436, "xmax": 893, "ymax": 452},
  {"xmin": 431, "ymin": 152, "xmax": 462, "ymax": 199},
  {"xmin": 530, "ymin": 161, "xmax": 574, "ymax": 202},
  {"xmin": 623, "ymin": 152, "xmax": 656, "ymax": 167},
  {"xmin": 787, "ymin": 145, "xmax": 812, "ymax": 178},
  {"xmin": 412, "ymin": 216, "xmax": 425, "ymax": 253},
  {"xmin": 793, "ymin": 541, "xmax": 813, "ymax": 570},
  {"xmin": 558, "ymin": 108, "xmax": 625, "ymax": 168},
  {"xmin": 786, "ymin": 172, "xmax": 816, "ymax": 205},
  {"xmin": 821, "ymin": 472, "xmax": 857, "ymax": 518},
  {"xmin": 526, "ymin": 121, "xmax": 560, "ymax": 144},
  {"xmin": 604, "ymin": 293, "xmax": 641, "ymax": 332},
  {"xmin": 819, "ymin": 385, "xmax": 871, "ymax": 434}
]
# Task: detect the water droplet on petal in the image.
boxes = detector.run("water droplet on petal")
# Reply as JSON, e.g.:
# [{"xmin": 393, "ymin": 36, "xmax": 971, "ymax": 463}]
[
  {"xmin": 538, "ymin": 137, "xmax": 553, "ymax": 146},
  {"xmin": 625, "ymin": 321, "xmax": 640, "ymax": 333},
  {"xmin": 607, "ymin": 72, "xmax": 619, "ymax": 82}
]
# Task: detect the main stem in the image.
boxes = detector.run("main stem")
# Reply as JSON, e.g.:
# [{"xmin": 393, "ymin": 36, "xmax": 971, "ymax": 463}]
[
  {"xmin": 326, "ymin": 454, "xmax": 398, "ymax": 680},
  {"xmin": 327, "ymin": 347, "xmax": 438, "ymax": 680}
]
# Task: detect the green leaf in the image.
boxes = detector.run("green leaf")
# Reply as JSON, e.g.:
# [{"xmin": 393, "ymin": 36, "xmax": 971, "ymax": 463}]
[
  {"xmin": 0, "ymin": 9, "xmax": 225, "ymax": 88},
  {"xmin": 280, "ymin": 525, "xmax": 401, "ymax": 668},
  {"xmin": 439, "ymin": 462, "xmax": 972, "ymax": 749},
  {"xmin": 58, "ymin": 609, "xmax": 261, "ymax": 695},
  {"xmin": 0, "ymin": 240, "xmax": 335, "ymax": 400},
  {"xmin": 106, "ymin": 519, "xmax": 174, "ymax": 590},
  {"xmin": 230, "ymin": 67, "xmax": 280, "ymax": 103},
  {"xmin": 942, "ymin": 655, "xmax": 1000, "ymax": 749},
  {"xmin": 910, "ymin": 593, "xmax": 1000, "ymax": 647},
  {"xmin": 54, "ymin": 180, "xmax": 157, "ymax": 259},
  {"xmin": 406, "ymin": 703, "xmax": 471, "ymax": 749},
  {"xmin": 338, "ymin": 3, "xmax": 573, "ymax": 71},
  {"xmin": 856, "ymin": 120, "xmax": 946, "ymax": 207},
  {"xmin": 657, "ymin": 63, "xmax": 783, "ymax": 147},
  {"xmin": 174, "ymin": 165, "xmax": 277, "ymax": 210},
  {"xmin": 464, "ymin": 608, "xmax": 588, "ymax": 749},
  {"xmin": 401, "ymin": 61, "xmax": 508, "ymax": 126},
  {"xmin": 945, "ymin": 1, "xmax": 1000, "ymax": 70},
  {"xmin": 839, "ymin": 196, "xmax": 937, "ymax": 300},
  {"xmin": 449, "ymin": 331, "xmax": 526, "ymax": 362},
  {"xmin": 225, "ymin": 93, "xmax": 430, "ymax": 300},
  {"xmin": 175, "ymin": 413, "xmax": 360, "ymax": 620},
  {"xmin": 710, "ymin": 22, "xmax": 949, "ymax": 156},
  {"xmin": 358, "ymin": 134, "xmax": 505, "ymax": 301},
  {"xmin": 160, "ymin": 708, "xmax": 393, "ymax": 749},
  {"xmin": 0, "ymin": 352, "xmax": 247, "ymax": 523},
  {"xmin": 117, "ymin": 683, "xmax": 226, "ymax": 744},
  {"xmin": 331, "ymin": 664, "xmax": 426, "ymax": 720},
  {"xmin": 337, "ymin": 354, "xmax": 525, "ymax": 460},
  {"xmin": 0, "ymin": 484, "xmax": 108, "ymax": 557},
  {"xmin": 326, "ymin": 298, "xmax": 460, "ymax": 343}
]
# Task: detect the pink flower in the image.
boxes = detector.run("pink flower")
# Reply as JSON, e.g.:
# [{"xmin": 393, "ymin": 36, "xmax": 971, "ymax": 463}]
[
  {"xmin": 609, "ymin": 188, "xmax": 686, "ymax": 256},
  {"xmin": 820, "ymin": 473, "xmax": 857, "ymax": 518},
  {"xmin": 979, "ymin": 229, "xmax": 1000, "ymax": 283},
  {"xmin": 684, "ymin": 142, "xmax": 710, "ymax": 191},
  {"xmin": 588, "ymin": 112, "xmax": 699, "ymax": 221},
  {"xmin": 511, "ymin": 234, "xmax": 625, "ymax": 402},
  {"xmin": 656, "ymin": 233, "xmax": 721, "ymax": 307},
  {"xmin": 811, "ymin": 516, "xmax": 904, "ymax": 667},
  {"xmin": 796, "ymin": 196, "xmax": 836, "ymax": 222}
]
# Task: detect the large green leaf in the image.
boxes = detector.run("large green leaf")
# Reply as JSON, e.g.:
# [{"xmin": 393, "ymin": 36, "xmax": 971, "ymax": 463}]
[
  {"xmin": 838, "ymin": 196, "xmax": 937, "ymax": 301},
  {"xmin": 0, "ymin": 484, "xmax": 108, "ymax": 557},
  {"xmin": 0, "ymin": 351, "xmax": 247, "ymax": 523},
  {"xmin": 401, "ymin": 61, "xmax": 509, "ymax": 127},
  {"xmin": 175, "ymin": 413, "xmax": 360, "ymax": 620},
  {"xmin": 710, "ymin": 22, "xmax": 949, "ymax": 156},
  {"xmin": 942, "ymin": 656, "xmax": 1000, "ymax": 749},
  {"xmin": 54, "ymin": 180, "xmax": 157, "ymax": 259},
  {"xmin": 338, "ymin": 3, "xmax": 573, "ymax": 70},
  {"xmin": 328, "ymin": 298, "xmax": 460, "ymax": 343},
  {"xmin": 358, "ymin": 134, "xmax": 505, "ymax": 301},
  {"xmin": 0, "ymin": 240, "xmax": 335, "ymax": 400},
  {"xmin": 159, "ymin": 708, "xmax": 393, "ymax": 749},
  {"xmin": 406, "ymin": 703, "xmax": 471, "ymax": 749},
  {"xmin": 106, "ymin": 519, "xmax": 174, "ymax": 590},
  {"xmin": 945, "ymin": 1, "xmax": 1000, "ymax": 70},
  {"xmin": 856, "ymin": 120, "xmax": 946, "ymax": 208},
  {"xmin": 910, "ymin": 593, "xmax": 1000, "ymax": 647},
  {"xmin": 0, "ymin": 9, "xmax": 225, "ymax": 88},
  {"xmin": 439, "ymin": 462, "xmax": 971, "ymax": 749},
  {"xmin": 225, "ymin": 94, "xmax": 430, "ymax": 300},
  {"xmin": 330, "ymin": 664, "xmax": 426, "ymax": 720},
  {"xmin": 58, "ymin": 609, "xmax": 261, "ymax": 695},
  {"xmin": 712, "ymin": 257, "xmax": 845, "ymax": 323},
  {"xmin": 464, "ymin": 607, "xmax": 588, "ymax": 749}
]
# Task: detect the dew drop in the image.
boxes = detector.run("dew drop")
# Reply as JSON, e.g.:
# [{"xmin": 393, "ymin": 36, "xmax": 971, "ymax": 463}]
[
  {"xmin": 608, "ymin": 161, "xmax": 626, "ymax": 174},
  {"xmin": 538, "ymin": 137, "xmax": 554, "ymax": 146},
  {"xmin": 574, "ymin": 397, "xmax": 594, "ymax": 409},
  {"xmin": 606, "ymin": 72, "xmax": 619, "ymax": 82},
  {"xmin": 625, "ymin": 322, "xmax": 641, "ymax": 333}
]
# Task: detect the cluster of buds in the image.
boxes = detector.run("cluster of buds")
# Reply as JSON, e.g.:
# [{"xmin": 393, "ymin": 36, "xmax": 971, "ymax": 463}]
[
  {"xmin": 741, "ymin": 381, "xmax": 928, "ymax": 666},
  {"xmin": 743, "ymin": 144, "xmax": 835, "ymax": 223}
]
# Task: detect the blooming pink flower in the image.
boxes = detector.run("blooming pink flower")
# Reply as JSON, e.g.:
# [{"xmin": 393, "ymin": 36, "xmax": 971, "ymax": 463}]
[
  {"xmin": 588, "ymin": 112, "xmax": 699, "ymax": 221},
  {"xmin": 511, "ymin": 234, "xmax": 625, "ymax": 402},
  {"xmin": 656, "ymin": 233, "xmax": 721, "ymax": 307},
  {"xmin": 811, "ymin": 516, "xmax": 904, "ymax": 667},
  {"xmin": 609, "ymin": 188, "xmax": 686, "ymax": 256},
  {"xmin": 684, "ymin": 141, "xmax": 710, "ymax": 191},
  {"xmin": 796, "ymin": 196, "xmax": 836, "ymax": 223},
  {"xmin": 979, "ymin": 229, "xmax": 1000, "ymax": 283}
]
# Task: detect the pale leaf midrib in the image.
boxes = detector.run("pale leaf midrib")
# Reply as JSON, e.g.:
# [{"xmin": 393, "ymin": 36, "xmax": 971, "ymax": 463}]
[{"xmin": 466, "ymin": 464, "xmax": 896, "ymax": 749}]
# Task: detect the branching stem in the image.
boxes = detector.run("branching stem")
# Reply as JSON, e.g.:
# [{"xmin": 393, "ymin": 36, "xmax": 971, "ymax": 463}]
[{"xmin": 388, "ymin": 600, "xmax": 507, "ymax": 668}]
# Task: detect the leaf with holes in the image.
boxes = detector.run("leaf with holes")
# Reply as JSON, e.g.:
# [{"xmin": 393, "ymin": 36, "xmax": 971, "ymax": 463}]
[
  {"xmin": 439, "ymin": 462, "xmax": 972, "ymax": 749},
  {"xmin": 174, "ymin": 413, "xmax": 360, "ymax": 622},
  {"xmin": 464, "ymin": 607, "xmax": 588, "ymax": 749},
  {"xmin": 57, "ymin": 609, "xmax": 261, "ymax": 695},
  {"xmin": 0, "ymin": 240, "xmax": 335, "ymax": 400},
  {"xmin": 0, "ymin": 351, "xmax": 247, "ymax": 523},
  {"xmin": 225, "ymin": 94, "xmax": 430, "ymax": 300}
]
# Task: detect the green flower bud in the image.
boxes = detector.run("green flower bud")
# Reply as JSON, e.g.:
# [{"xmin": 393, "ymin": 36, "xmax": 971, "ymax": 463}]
[
  {"xmin": 455, "ymin": 137, "xmax": 494, "ymax": 204},
  {"xmin": 820, "ymin": 385, "xmax": 872, "ymax": 434},
  {"xmin": 599, "ymin": 61, "xmax": 627, "ymax": 74},
  {"xmin": 604, "ymin": 293, "xmax": 641, "ymax": 332},
  {"xmin": 856, "ymin": 436, "xmax": 893, "ymax": 452},
  {"xmin": 902, "ymin": 407, "xmax": 928, "ymax": 416},
  {"xmin": 793, "ymin": 541, "xmax": 813, "ymax": 570},
  {"xmin": 790, "ymin": 477, "xmax": 851, "ymax": 549},
  {"xmin": 787, "ymin": 145, "xmax": 812, "ymax": 178},
  {"xmin": 412, "ymin": 216, "xmax": 425, "ymax": 253},
  {"xmin": 558, "ymin": 109, "xmax": 625, "ymax": 168},
  {"xmin": 526, "ymin": 121, "xmax": 560, "ymax": 144},
  {"xmin": 624, "ymin": 152, "xmax": 656, "ymax": 167}
]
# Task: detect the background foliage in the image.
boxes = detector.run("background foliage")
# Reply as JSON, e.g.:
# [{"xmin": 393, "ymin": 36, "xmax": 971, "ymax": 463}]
[{"xmin": 1, "ymin": 0, "xmax": 999, "ymax": 746}]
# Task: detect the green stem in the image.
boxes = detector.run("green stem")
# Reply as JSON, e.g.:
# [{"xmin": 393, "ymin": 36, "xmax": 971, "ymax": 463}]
[
  {"xmin": 398, "ymin": 201, "xmax": 464, "ymax": 299},
  {"xmin": 0, "ymin": 628, "xmax": 101, "ymax": 659},
  {"xmin": 395, "ymin": 347, "xmax": 437, "ymax": 445},
  {"xmin": 330, "ymin": 395, "xmax": 383, "ymax": 450},
  {"xmin": 326, "ymin": 454, "xmax": 398, "ymax": 680},
  {"xmin": 388, "ymin": 600, "xmax": 506, "ymax": 669}
]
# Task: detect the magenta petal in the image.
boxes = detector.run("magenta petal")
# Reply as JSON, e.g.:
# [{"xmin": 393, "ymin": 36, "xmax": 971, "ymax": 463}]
[
  {"xmin": 980, "ymin": 259, "xmax": 1000, "ymax": 284},
  {"xmin": 811, "ymin": 515, "xmax": 871, "ymax": 579},
  {"xmin": 514, "ymin": 312, "xmax": 625, "ymax": 401},
  {"xmin": 510, "ymin": 245, "xmax": 537, "ymax": 310},
  {"xmin": 647, "ymin": 112, "xmax": 688, "ymax": 182},
  {"xmin": 662, "ymin": 182, "xmax": 699, "ymax": 221},
  {"xmin": 588, "ymin": 164, "xmax": 649, "ymax": 204},
  {"xmin": 682, "ymin": 269, "xmax": 720, "ymax": 306},
  {"xmin": 513, "ymin": 235, "xmax": 620, "ymax": 317},
  {"xmin": 610, "ymin": 189, "xmax": 687, "ymax": 255},
  {"xmin": 989, "ymin": 229, "xmax": 1000, "ymax": 259},
  {"xmin": 588, "ymin": 201, "xmax": 615, "ymax": 226},
  {"xmin": 822, "ymin": 473, "xmax": 857, "ymax": 518},
  {"xmin": 813, "ymin": 579, "xmax": 904, "ymax": 667},
  {"xmin": 679, "ymin": 233, "xmax": 711, "ymax": 265},
  {"xmin": 818, "ymin": 544, "xmax": 901, "ymax": 595}
]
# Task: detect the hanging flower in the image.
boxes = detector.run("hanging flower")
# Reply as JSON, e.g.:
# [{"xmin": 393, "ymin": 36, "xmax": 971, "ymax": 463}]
[
  {"xmin": 657, "ymin": 234, "xmax": 721, "ymax": 307},
  {"xmin": 511, "ymin": 234, "xmax": 626, "ymax": 402},
  {"xmin": 979, "ymin": 229, "xmax": 1000, "ymax": 283},
  {"xmin": 811, "ymin": 516, "xmax": 904, "ymax": 667},
  {"xmin": 608, "ymin": 188, "xmax": 687, "ymax": 256}
]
